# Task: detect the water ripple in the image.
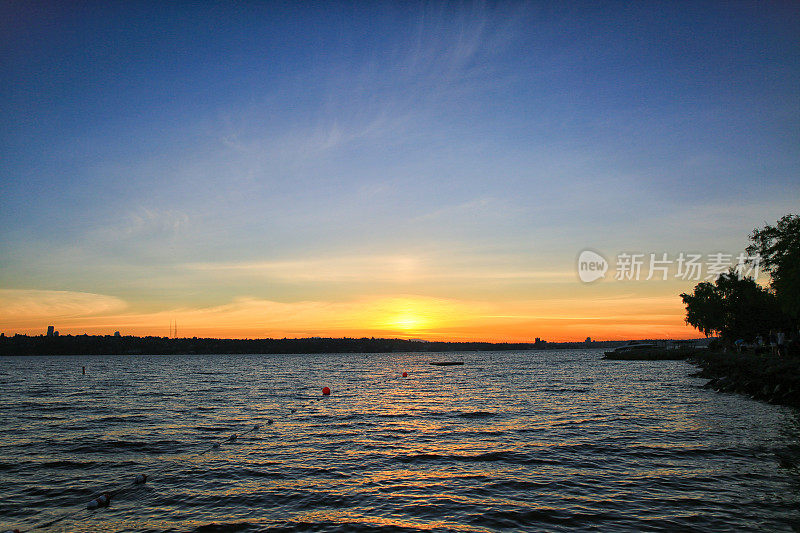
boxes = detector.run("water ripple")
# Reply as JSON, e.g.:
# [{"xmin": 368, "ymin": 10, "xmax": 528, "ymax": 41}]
[{"xmin": 0, "ymin": 350, "xmax": 799, "ymax": 532}]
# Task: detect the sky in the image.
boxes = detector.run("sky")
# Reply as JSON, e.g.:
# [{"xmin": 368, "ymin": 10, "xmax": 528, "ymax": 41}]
[{"xmin": 1, "ymin": 1, "xmax": 798, "ymax": 341}]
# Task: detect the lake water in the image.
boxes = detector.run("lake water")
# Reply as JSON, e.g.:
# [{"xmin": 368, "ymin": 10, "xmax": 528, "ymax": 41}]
[{"xmin": 1, "ymin": 350, "xmax": 799, "ymax": 532}]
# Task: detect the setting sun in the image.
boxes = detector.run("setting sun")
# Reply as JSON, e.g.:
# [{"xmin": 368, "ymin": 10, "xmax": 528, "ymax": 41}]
[
  {"xmin": 390, "ymin": 313, "xmax": 424, "ymax": 332},
  {"xmin": 373, "ymin": 298, "xmax": 436, "ymax": 334}
]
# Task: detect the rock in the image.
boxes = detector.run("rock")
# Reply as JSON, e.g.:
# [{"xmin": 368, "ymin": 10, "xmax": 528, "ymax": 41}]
[{"xmin": 690, "ymin": 351, "xmax": 800, "ymax": 409}]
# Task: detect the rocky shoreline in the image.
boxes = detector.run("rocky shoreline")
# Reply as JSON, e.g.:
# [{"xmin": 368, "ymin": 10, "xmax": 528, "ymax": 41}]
[
  {"xmin": 605, "ymin": 349, "xmax": 800, "ymax": 409},
  {"xmin": 688, "ymin": 351, "xmax": 800, "ymax": 409}
]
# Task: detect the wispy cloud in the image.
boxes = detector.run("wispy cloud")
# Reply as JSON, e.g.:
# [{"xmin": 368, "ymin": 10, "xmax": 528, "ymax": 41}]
[
  {"xmin": 213, "ymin": 4, "xmax": 528, "ymax": 168},
  {"xmin": 188, "ymin": 255, "xmax": 423, "ymax": 283},
  {"xmin": 0, "ymin": 290, "xmax": 127, "ymax": 326},
  {"xmin": 89, "ymin": 207, "xmax": 190, "ymax": 243},
  {"xmin": 411, "ymin": 197, "xmax": 496, "ymax": 223},
  {"xmin": 123, "ymin": 207, "xmax": 189, "ymax": 237},
  {"xmin": 185, "ymin": 252, "xmax": 573, "ymax": 284}
]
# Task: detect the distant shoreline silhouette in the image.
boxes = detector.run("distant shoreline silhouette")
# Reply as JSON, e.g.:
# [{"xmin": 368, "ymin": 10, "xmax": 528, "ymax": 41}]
[{"xmin": 0, "ymin": 334, "xmax": 640, "ymax": 356}]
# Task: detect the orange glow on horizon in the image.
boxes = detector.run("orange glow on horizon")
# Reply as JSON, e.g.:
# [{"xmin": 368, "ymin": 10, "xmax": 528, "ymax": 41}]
[{"xmin": 0, "ymin": 289, "xmax": 704, "ymax": 343}]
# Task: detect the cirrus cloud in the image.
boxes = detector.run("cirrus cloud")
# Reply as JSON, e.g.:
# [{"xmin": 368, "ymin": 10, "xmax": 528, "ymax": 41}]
[{"xmin": 0, "ymin": 290, "xmax": 128, "ymax": 326}]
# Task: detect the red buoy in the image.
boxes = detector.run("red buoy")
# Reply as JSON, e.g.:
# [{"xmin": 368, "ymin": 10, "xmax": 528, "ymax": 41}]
[
  {"xmin": 402, "ymin": 372, "xmax": 408, "ymax": 377},
  {"xmin": 322, "ymin": 386, "xmax": 331, "ymax": 396}
]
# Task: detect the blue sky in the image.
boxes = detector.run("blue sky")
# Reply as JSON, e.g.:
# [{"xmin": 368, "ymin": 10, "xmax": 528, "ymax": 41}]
[{"xmin": 1, "ymin": 2, "xmax": 798, "ymax": 339}]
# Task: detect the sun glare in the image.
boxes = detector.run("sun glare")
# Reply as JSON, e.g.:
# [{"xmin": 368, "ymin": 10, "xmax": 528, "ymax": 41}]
[
  {"xmin": 392, "ymin": 313, "xmax": 424, "ymax": 331},
  {"xmin": 371, "ymin": 298, "xmax": 441, "ymax": 333}
]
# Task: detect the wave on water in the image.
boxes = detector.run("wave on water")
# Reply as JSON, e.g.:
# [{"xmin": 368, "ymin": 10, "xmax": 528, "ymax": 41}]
[
  {"xmin": 1, "ymin": 350, "xmax": 798, "ymax": 532},
  {"xmin": 456, "ymin": 411, "xmax": 498, "ymax": 418},
  {"xmin": 394, "ymin": 450, "xmax": 562, "ymax": 465}
]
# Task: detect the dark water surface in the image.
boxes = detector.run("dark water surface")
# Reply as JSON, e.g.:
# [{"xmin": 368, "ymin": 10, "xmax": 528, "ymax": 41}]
[{"xmin": 1, "ymin": 350, "xmax": 799, "ymax": 532}]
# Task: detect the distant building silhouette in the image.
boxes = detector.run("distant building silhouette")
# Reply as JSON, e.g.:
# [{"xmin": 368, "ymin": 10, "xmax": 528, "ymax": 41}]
[
  {"xmin": 46, "ymin": 325, "xmax": 54, "ymax": 337},
  {"xmin": 114, "ymin": 331, "xmax": 121, "ymax": 337},
  {"xmin": 585, "ymin": 337, "xmax": 592, "ymax": 344}
]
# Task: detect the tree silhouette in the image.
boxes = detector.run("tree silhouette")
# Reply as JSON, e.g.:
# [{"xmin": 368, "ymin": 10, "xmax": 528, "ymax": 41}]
[
  {"xmin": 747, "ymin": 214, "xmax": 800, "ymax": 323},
  {"xmin": 681, "ymin": 270, "xmax": 785, "ymax": 342}
]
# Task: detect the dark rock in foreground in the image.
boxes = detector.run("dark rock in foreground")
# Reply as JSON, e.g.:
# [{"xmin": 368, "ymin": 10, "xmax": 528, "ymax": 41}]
[
  {"xmin": 690, "ymin": 351, "xmax": 800, "ymax": 409},
  {"xmin": 604, "ymin": 348, "xmax": 800, "ymax": 410}
]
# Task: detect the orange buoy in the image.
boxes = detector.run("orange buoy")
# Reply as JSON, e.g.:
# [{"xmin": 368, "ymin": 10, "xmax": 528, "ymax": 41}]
[
  {"xmin": 402, "ymin": 372, "xmax": 408, "ymax": 377},
  {"xmin": 322, "ymin": 386, "xmax": 331, "ymax": 396}
]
